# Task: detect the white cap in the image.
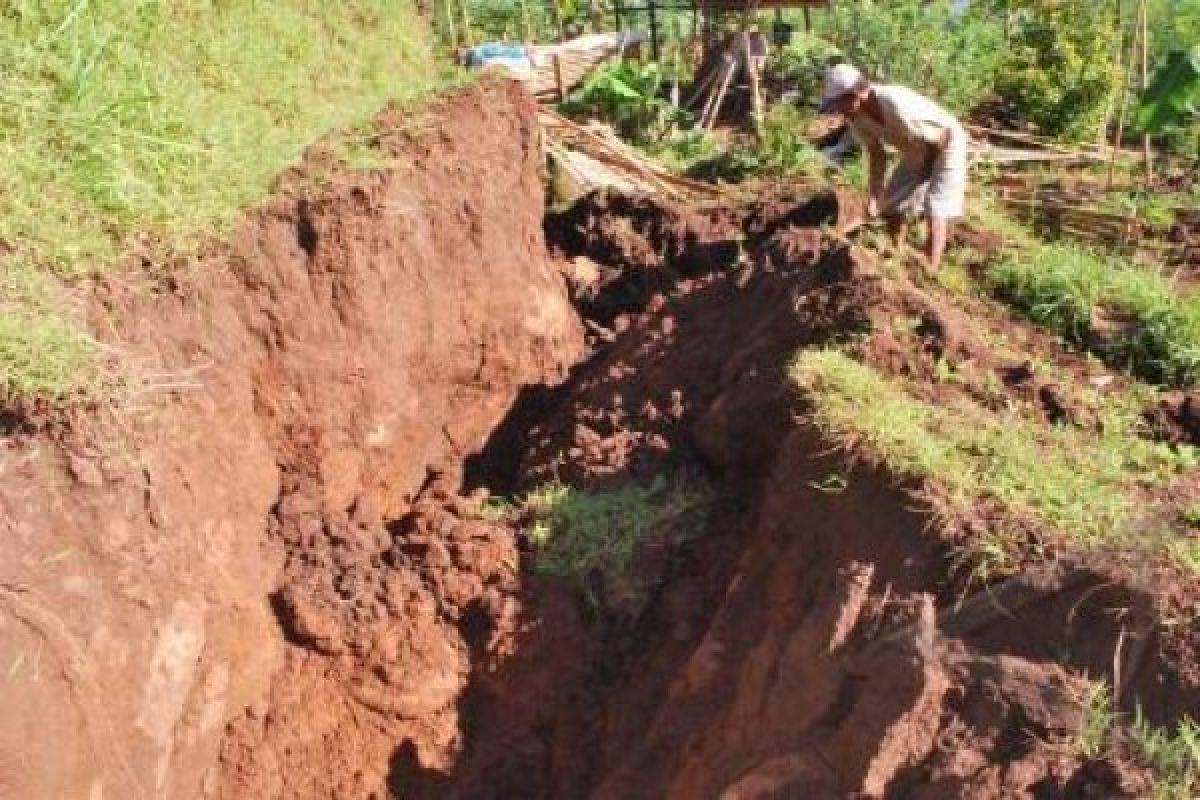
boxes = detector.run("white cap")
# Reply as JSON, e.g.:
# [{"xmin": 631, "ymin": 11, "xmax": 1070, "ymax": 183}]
[{"xmin": 819, "ymin": 63, "xmax": 865, "ymax": 112}]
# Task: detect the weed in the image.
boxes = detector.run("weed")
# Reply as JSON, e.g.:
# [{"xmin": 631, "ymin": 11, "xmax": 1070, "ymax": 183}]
[
  {"xmin": 1075, "ymin": 680, "xmax": 1116, "ymax": 759},
  {"xmin": 520, "ymin": 478, "xmax": 712, "ymax": 611},
  {"xmin": 1129, "ymin": 709, "xmax": 1200, "ymax": 800}
]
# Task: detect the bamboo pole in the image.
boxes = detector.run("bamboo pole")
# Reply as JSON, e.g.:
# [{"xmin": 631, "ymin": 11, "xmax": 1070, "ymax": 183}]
[
  {"xmin": 1141, "ymin": 0, "xmax": 1153, "ymax": 183},
  {"xmin": 460, "ymin": 0, "xmax": 474, "ymax": 47},
  {"xmin": 1108, "ymin": 5, "xmax": 1140, "ymax": 189},
  {"xmin": 1101, "ymin": 0, "xmax": 1125, "ymax": 150},
  {"xmin": 519, "ymin": 0, "xmax": 533, "ymax": 43},
  {"xmin": 550, "ymin": 0, "xmax": 565, "ymax": 41},
  {"xmin": 745, "ymin": 32, "xmax": 763, "ymax": 131},
  {"xmin": 443, "ymin": 0, "xmax": 458, "ymax": 47}
]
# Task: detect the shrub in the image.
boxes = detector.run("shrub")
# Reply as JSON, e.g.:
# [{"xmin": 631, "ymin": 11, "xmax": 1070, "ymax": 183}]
[
  {"xmin": 995, "ymin": 1, "xmax": 1120, "ymax": 141},
  {"xmin": 815, "ymin": 0, "xmax": 1005, "ymax": 114},
  {"xmin": 766, "ymin": 31, "xmax": 843, "ymax": 106},
  {"xmin": 562, "ymin": 60, "xmax": 687, "ymax": 144}
]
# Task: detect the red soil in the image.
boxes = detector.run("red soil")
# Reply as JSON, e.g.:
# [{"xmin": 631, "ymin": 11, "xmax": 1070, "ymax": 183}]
[{"xmin": 0, "ymin": 81, "xmax": 1194, "ymax": 800}]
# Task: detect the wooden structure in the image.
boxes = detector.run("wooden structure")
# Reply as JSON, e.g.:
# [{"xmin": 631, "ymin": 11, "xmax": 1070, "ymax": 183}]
[{"xmin": 610, "ymin": 0, "xmax": 828, "ymax": 61}]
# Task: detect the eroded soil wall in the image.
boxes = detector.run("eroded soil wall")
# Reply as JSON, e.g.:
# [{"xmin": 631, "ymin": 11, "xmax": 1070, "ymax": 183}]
[{"xmin": 0, "ymin": 81, "xmax": 581, "ymax": 800}]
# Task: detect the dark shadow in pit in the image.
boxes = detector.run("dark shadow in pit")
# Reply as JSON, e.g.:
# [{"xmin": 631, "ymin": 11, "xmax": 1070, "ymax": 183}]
[{"xmin": 461, "ymin": 380, "xmax": 573, "ymax": 496}]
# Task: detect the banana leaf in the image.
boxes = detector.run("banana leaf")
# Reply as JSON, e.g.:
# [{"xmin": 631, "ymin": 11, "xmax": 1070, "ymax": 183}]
[{"xmin": 1133, "ymin": 45, "xmax": 1200, "ymax": 133}]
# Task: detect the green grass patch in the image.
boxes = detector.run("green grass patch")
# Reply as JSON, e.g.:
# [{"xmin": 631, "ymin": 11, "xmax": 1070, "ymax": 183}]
[
  {"xmin": 0, "ymin": 262, "xmax": 99, "ymax": 400},
  {"xmin": 0, "ymin": 0, "xmax": 446, "ymax": 399},
  {"xmin": 517, "ymin": 478, "xmax": 711, "ymax": 612},
  {"xmin": 1075, "ymin": 680, "xmax": 1117, "ymax": 759},
  {"xmin": 790, "ymin": 349, "xmax": 1197, "ymax": 577},
  {"xmin": 1129, "ymin": 709, "xmax": 1200, "ymax": 800},
  {"xmin": 981, "ymin": 236, "xmax": 1200, "ymax": 388}
]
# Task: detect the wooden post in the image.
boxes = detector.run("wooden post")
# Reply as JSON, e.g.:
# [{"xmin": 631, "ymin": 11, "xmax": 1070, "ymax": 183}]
[
  {"xmin": 553, "ymin": 53, "xmax": 565, "ymax": 102},
  {"xmin": 1108, "ymin": 5, "xmax": 1140, "ymax": 189},
  {"xmin": 1140, "ymin": 0, "xmax": 1153, "ymax": 183},
  {"xmin": 460, "ymin": 0, "xmax": 474, "ymax": 47},
  {"xmin": 649, "ymin": 0, "xmax": 660, "ymax": 61},
  {"xmin": 804, "ymin": 6, "xmax": 812, "ymax": 32}
]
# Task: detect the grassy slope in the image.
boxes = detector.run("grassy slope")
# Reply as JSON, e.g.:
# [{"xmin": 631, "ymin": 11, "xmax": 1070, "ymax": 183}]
[
  {"xmin": 791, "ymin": 349, "xmax": 1199, "ymax": 580},
  {"xmin": 969, "ymin": 195, "xmax": 1200, "ymax": 388},
  {"xmin": 0, "ymin": 0, "xmax": 443, "ymax": 398}
]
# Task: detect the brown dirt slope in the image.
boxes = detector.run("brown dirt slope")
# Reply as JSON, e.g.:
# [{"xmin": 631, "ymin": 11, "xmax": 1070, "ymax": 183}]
[{"xmin": 0, "ymin": 80, "xmax": 580, "ymax": 800}]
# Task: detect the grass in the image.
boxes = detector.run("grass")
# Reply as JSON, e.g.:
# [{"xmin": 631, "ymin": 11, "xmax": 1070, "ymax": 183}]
[
  {"xmin": 514, "ymin": 478, "xmax": 711, "ymax": 612},
  {"xmin": 0, "ymin": 0, "xmax": 445, "ymax": 400},
  {"xmin": 966, "ymin": 194, "xmax": 1200, "ymax": 388},
  {"xmin": 1076, "ymin": 680, "xmax": 1117, "ymax": 759},
  {"xmin": 1070, "ymin": 681, "xmax": 1199, "ymax": 799},
  {"xmin": 789, "ymin": 349, "xmax": 1198, "ymax": 578},
  {"xmin": 1129, "ymin": 709, "xmax": 1200, "ymax": 800},
  {"xmin": 0, "ymin": 262, "xmax": 100, "ymax": 398}
]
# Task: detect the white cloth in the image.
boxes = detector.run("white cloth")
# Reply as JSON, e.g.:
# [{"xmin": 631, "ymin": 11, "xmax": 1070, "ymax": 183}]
[{"xmin": 847, "ymin": 85, "xmax": 968, "ymax": 219}]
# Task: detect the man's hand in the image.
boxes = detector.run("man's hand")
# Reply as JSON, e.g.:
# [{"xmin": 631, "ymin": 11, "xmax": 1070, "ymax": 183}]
[{"xmin": 865, "ymin": 195, "xmax": 880, "ymax": 218}]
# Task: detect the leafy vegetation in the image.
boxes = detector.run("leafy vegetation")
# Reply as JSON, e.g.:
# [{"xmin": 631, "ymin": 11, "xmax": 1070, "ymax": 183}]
[
  {"xmin": 1075, "ymin": 680, "xmax": 1117, "ymax": 760},
  {"xmin": 1129, "ymin": 709, "xmax": 1200, "ymax": 800},
  {"xmin": 562, "ymin": 60, "xmax": 687, "ymax": 144},
  {"xmin": 518, "ymin": 478, "xmax": 712, "ymax": 611},
  {"xmin": 0, "ymin": 0, "xmax": 441, "ymax": 399},
  {"xmin": 994, "ymin": 0, "xmax": 1120, "ymax": 141},
  {"xmin": 765, "ymin": 31, "xmax": 843, "ymax": 106},
  {"xmin": 790, "ymin": 349, "xmax": 1197, "ymax": 577},
  {"xmin": 690, "ymin": 104, "xmax": 827, "ymax": 183},
  {"xmin": 812, "ymin": 0, "xmax": 1005, "ymax": 114}
]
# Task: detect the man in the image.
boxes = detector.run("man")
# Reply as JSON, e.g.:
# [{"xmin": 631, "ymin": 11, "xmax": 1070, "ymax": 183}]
[{"xmin": 818, "ymin": 63, "xmax": 968, "ymax": 271}]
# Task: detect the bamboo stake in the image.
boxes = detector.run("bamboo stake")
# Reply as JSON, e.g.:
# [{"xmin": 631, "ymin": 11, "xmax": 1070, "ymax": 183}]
[
  {"xmin": 550, "ymin": 0, "xmax": 565, "ymax": 42},
  {"xmin": 519, "ymin": 0, "xmax": 533, "ymax": 43},
  {"xmin": 745, "ymin": 32, "xmax": 763, "ymax": 131},
  {"xmin": 702, "ymin": 55, "xmax": 737, "ymax": 130},
  {"xmin": 1140, "ymin": 0, "xmax": 1153, "ymax": 183},
  {"xmin": 442, "ymin": 0, "xmax": 458, "ymax": 48},
  {"xmin": 460, "ymin": 0, "xmax": 474, "ymax": 47},
  {"xmin": 1108, "ymin": 5, "xmax": 1140, "ymax": 189},
  {"xmin": 1101, "ymin": 0, "xmax": 1125, "ymax": 150}
]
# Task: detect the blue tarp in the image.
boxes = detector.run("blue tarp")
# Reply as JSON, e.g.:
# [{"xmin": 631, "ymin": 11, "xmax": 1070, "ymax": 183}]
[{"xmin": 464, "ymin": 42, "xmax": 529, "ymax": 68}]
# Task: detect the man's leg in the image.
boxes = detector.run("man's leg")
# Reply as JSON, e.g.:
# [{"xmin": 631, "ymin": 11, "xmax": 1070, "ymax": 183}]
[
  {"xmin": 925, "ymin": 215, "xmax": 950, "ymax": 270},
  {"xmin": 885, "ymin": 214, "xmax": 908, "ymax": 249}
]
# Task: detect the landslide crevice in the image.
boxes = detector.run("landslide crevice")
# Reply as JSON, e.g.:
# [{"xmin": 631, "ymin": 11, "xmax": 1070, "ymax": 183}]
[{"xmin": 389, "ymin": 187, "xmax": 1193, "ymax": 800}]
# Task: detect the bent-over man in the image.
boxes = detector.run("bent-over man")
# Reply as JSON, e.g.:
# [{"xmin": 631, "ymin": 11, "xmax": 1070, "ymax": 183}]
[{"xmin": 819, "ymin": 63, "xmax": 968, "ymax": 271}]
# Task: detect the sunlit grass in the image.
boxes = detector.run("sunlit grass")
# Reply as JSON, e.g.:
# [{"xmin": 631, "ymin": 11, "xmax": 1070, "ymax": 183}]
[
  {"xmin": 968, "ymin": 194, "xmax": 1200, "ymax": 388},
  {"xmin": 0, "ymin": 0, "xmax": 444, "ymax": 398},
  {"xmin": 790, "ymin": 349, "xmax": 1198, "ymax": 576}
]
